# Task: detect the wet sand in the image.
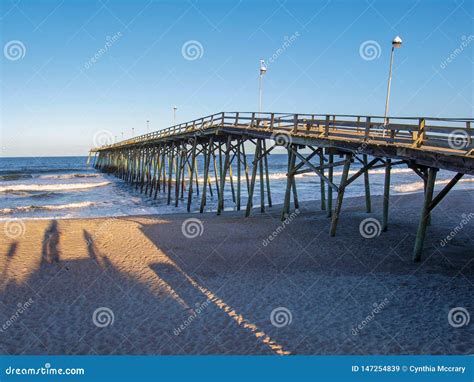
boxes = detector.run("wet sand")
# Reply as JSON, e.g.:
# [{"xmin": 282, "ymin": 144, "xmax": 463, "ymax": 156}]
[{"xmin": 0, "ymin": 190, "xmax": 472, "ymax": 355}]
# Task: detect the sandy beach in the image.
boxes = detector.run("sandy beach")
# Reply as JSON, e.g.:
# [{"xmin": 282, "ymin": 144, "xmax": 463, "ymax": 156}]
[{"xmin": 0, "ymin": 190, "xmax": 472, "ymax": 355}]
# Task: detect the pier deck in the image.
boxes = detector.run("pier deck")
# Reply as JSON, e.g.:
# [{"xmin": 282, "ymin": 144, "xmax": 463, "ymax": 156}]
[{"xmin": 90, "ymin": 112, "xmax": 474, "ymax": 261}]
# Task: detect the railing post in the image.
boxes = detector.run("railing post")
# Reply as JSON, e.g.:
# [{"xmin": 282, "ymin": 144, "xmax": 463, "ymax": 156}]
[
  {"xmin": 250, "ymin": 112, "xmax": 255, "ymax": 128},
  {"xmin": 307, "ymin": 114, "xmax": 314, "ymax": 132},
  {"xmin": 414, "ymin": 118, "xmax": 426, "ymax": 148},
  {"xmin": 387, "ymin": 118, "xmax": 396, "ymax": 140},
  {"xmin": 324, "ymin": 115, "xmax": 330, "ymax": 137},
  {"xmin": 235, "ymin": 112, "xmax": 239, "ymax": 126},
  {"xmin": 270, "ymin": 113, "xmax": 274, "ymax": 131},
  {"xmin": 293, "ymin": 114, "xmax": 299, "ymax": 133},
  {"xmin": 221, "ymin": 112, "xmax": 225, "ymax": 127},
  {"xmin": 467, "ymin": 121, "xmax": 472, "ymax": 149},
  {"xmin": 364, "ymin": 117, "xmax": 371, "ymax": 140}
]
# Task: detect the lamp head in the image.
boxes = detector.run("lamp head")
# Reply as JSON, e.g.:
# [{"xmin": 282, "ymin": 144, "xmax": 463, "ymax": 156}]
[
  {"xmin": 260, "ymin": 59, "xmax": 267, "ymax": 75},
  {"xmin": 392, "ymin": 36, "xmax": 402, "ymax": 48}
]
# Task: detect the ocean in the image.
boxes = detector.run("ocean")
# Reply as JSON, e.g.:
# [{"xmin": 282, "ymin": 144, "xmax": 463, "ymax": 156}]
[{"xmin": 0, "ymin": 156, "xmax": 472, "ymax": 220}]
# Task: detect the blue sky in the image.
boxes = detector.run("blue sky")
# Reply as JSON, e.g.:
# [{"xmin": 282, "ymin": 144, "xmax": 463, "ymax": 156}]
[{"xmin": 1, "ymin": 0, "xmax": 473, "ymax": 156}]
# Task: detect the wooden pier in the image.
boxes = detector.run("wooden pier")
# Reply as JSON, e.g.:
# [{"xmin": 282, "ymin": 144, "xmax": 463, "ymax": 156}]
[{"xmin": 90, "ymin": 112, "xmax": 474, "ymax": 262}]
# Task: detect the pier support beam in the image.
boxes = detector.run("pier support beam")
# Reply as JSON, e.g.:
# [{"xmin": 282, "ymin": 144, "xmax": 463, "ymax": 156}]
[
  {"xmin": 187, "ymin": 138, "xmax": 198, "ymax": 212},
  {"xmin": 282, "ymin": 144, "xmax": 297, "ymax": 219},
  {"xmin": 245, "ymin": 139, "xmax": 261, "ymax": 217},
  {"xmin": 413, "ymin": 167, "xmax": 437, "ymax": 262},
  {"xmin": 259, "ymin": 140, "xmax": 265, "ymax": 213},
  {"xmin": 363, "ymin": 154, "xmax": 371, "ymax": 213},
  {"xmin": 327, "ymin": 153, "xmax": 333, "ymax": 217},
  {"xmin": 218, "ymin": 136, "xmax": 232, "ymax": 215},
  {"xmin": 200, "ymin": 138, "xmax": 213, "ymax": 213},
  {"xmin": 382, "ymin": 158, "xmax": 391, "ymax": 232},
  {"xmin": 330, "ymin": 154, "xmax": 352, "ymax": 236},
  {"xmin": 263, "ymin": 140, "xmax": 272, "ymax": 208},
  {"xmin": 412, "ymin": 171, "xmax": 463, "ymax": 262},
  {"xmin": 319, "ymin": 151, "xmax": 326, "ymax": 210}
]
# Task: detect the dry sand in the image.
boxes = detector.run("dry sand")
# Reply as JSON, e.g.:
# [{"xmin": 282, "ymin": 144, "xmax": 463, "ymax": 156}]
[{"xmin": 0, "ymin": 190, "xmax": 472, "ymax": 355}]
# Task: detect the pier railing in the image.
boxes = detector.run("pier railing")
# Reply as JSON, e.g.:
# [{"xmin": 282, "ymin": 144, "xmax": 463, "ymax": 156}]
[
  {"xmin": 92, "ymin": 111, "xmax": 474, "ymax": 262},
  {"xmin": 97, "ymin": 112, "xmax": 473, "ymax": 155}
]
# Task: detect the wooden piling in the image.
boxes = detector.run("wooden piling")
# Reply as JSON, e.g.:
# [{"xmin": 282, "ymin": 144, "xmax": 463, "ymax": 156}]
[
  {"xmin": 327, "ymin": 153, "xmax": 333, "ymax": 218},
  {"xmin": 382, "ymin": 158, "xmax": 391, "ymax": 232},
  {"xmin": 245, "ymin": 139, "xmax": 261, "ymax": 217},
  {"xmin": 282, "ymin": 145, "xmax": 296, "ymax": 219},
  {"xmin": 263, "ymin": 140, "xmax": 272, "ymax": 208},
  {"xmin": 200, "ymin": 138, "xmax": 212, "ymax": 213},
  {"xmin": 330, "ymin": 154, "xmax": 351, "ymax": 236},
  {"xmin": 413, "ymin": 168, "xmax": 437, "ymax": 262},
  {"xmin": 187, "ymin": 139, "xmax": 198, "ymax": 212},
  {"xmin": 363, "ymin": 154, "xmax": 371, "ymax": 213},
  {"xmin": 237, "ymin": 139, "xmax": 241, "ymax": 211},
  {"xmin": 319, "ymin": 150, "xmax": 326, "ymax": 210}
]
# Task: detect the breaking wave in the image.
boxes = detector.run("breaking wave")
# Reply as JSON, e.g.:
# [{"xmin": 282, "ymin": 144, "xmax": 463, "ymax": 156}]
[
  {"xmin": 0, "ymin": 182, "xmax": 110, "ymax": 193},
  {"xmin": 393, "ymin": 178, "xmax": 474, "ymax": 193},
  {"xmin": 0, "ymin": 201, "xmax": 97, "ymax": 215}
]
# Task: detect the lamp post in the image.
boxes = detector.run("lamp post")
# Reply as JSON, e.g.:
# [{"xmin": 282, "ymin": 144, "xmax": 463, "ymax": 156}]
[
  {"xmin": 173, "ymin": 106, "xmax": 177, "ymax": 125},
  {"xmin": 146, "ymin": 120, "xmax": 150, "ymax": 133},
  {"xmin": 384, "ymin": 36, "xmax": 402, "ymax": 131},
  {"xmin": 259, "ymin": 59, "xmax": 267, "ymax": 115},
  {"xmin": 121, "ymin": 132, "xmax": 124, "ymax": 140},
  {"xmin": 132, "ymin": 127, "xmax": 135, "ymax": 137}
]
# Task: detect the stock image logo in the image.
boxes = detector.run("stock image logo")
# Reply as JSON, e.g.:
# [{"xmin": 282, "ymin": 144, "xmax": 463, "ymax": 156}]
[
  {"xmin": 4, "ymin": 219, "xmax": 26, "ymax": 239},
  {"xmin": 271, "ymin": 132, "xmax": 292, "ymax": 147},
  {"xmin": 447, "ymin": 129, "xmax": 470, "ymax": 150},
  {"xmin": 359, "ymin": 218, "xmax": 381, "ymax": 239},
  {"xmin": 181, "ymin": 218, "xmax": 204, "ymax": 238},
  {"xmin": 4, "ymin": 40, "xmax": 26, "ymax": 61},
  {"xmin": 92, "ymin": 307, "xmax": 115, "ymax": 328},
  {"xmin": 270, "ymin": 307, "xmax": 293, "ymax": 328},
  {"xmin": 181, "ymin": 40, "xmax": 204, "ymax": 61},
  {"xmin": 448, "ymin": 307, "xmax": 470, "ymax": 328},
  {"xmin": 359, "ymin": 40, "xmax": 381, "ymax": 61},
  {"xmin": 93, "ymin": 130, "xmax": 114, "ymax": 148}
]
